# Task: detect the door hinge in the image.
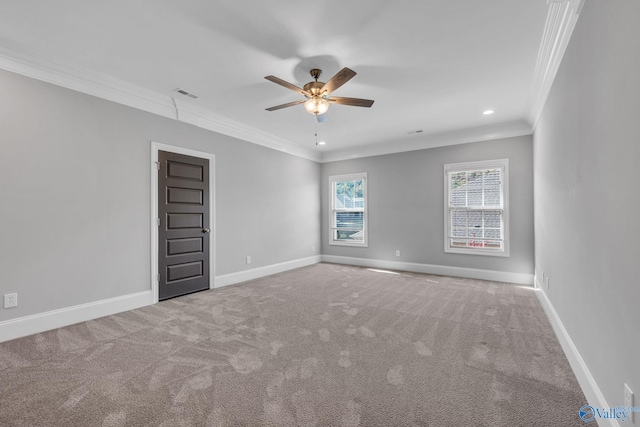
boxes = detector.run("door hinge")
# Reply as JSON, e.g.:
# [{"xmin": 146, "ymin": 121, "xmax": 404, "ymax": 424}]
[
  {"xmin": 156, "ymin": 161, "xmax": 160, "ymax": 171},
  {"xmin": 157, "ymin": 217, "xmax": 161, "ymax": 226}
]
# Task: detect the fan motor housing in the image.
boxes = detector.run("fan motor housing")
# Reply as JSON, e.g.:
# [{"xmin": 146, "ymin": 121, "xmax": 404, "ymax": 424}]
[{"xmin": 303, "ymin": 81, "xmax": 325, "ymax": 97}]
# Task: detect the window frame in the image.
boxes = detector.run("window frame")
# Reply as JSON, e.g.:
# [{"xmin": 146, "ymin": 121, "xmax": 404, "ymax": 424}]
[
  {"xmin": 443, "ymin": 159, "xmax": 509, "ymax": 257},
  {"xmin": 329, "ymin": 172, "xmax": 368, "ymax": 247}
]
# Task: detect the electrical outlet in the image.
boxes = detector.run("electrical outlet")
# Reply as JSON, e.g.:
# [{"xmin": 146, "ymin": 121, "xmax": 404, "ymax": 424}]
[
  {"xmin": 396, "ymin": 250, "xmax": 400, "ymax": 257},
  {"xmin": 624, "ymin": 383, "xmax": 634, "ymax": 423},
  {"xmin": 246, "ymin": 256, "xmax": 251, "ymax": 265},
  {"xmin": 4, "ymin": 293, "xmax": 18, "ymax": 308}
]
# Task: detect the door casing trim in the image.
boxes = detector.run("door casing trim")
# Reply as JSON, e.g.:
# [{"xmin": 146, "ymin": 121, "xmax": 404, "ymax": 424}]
[{"xmin": 151, "ymin": 142, "xmax": 215, "ymax": 304}]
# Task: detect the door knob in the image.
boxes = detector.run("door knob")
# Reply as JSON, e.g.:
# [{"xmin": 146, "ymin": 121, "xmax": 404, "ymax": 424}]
[{"xmin": 202, "ymin": 228, "xmax": 211, "ymax": 233}]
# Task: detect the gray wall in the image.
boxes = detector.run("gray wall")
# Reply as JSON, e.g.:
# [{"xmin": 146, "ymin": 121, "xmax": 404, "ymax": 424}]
[
  {"xmin": 534, "ymin": 0, "xmax": 640, "ymax": 409},
  {"xmin": 0, "ymin": 68, "xmax": 320, "ymax": 322},
  {"xmin": 321, "ymin": 135, "xmax": 534, "ymax": 275}
]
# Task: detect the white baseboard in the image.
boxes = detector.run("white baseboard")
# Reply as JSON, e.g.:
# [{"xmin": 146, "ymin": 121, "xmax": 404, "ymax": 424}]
[
  {"xmin": 0, "ymin": 255, "xmax": 321, "ymax": 343},
  {"xmin": 214, "ymin": 255, "xmax": 322, "ymax": 288},
  {"xmin": 321, "ymin": 255, "xmax": 534, "ymax": 285},
  {"xmin": 0, "ymin": 290, "xmax": 154, "ymax": 343},
  {"xmin": 534, "ymin": 280, "xmax": 618, "ymax": 427}
]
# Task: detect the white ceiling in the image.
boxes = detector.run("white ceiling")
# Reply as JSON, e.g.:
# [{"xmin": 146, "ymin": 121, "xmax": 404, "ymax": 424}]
[{"xmin": 0, "ymin": 1, "xmax": 551, "ymax": 160}]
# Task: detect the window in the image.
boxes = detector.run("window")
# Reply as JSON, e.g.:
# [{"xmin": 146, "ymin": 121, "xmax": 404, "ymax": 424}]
[
  {"xmin": 444, "ymin": 159, "xmax": 509, "ymax": 256},
  {"xmin": 329, "ymin": 173, "xmax": 367, "ymax": 246}
]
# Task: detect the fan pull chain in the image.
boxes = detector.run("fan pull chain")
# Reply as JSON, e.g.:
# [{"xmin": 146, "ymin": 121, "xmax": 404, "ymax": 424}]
[{"xmin": 315, "ymin": 119, "xmax": 319, "ymax": 146}]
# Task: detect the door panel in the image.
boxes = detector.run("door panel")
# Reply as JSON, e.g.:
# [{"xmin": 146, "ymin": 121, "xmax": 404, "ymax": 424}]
[
  {"xmin": 158, "ymin": 151, "xmax": 210, "ymax": 300},
  {"xmin": 167, "ymin": 187, "xmax": 203, "ymax": 204},
  {"xmin": 167, "ymin": 261, "xmax": 203, "ymax": 281},
  {"xmin": 167, "ymin": 161, "xmax": 203, "ymax": 181},
  {"xmin": 167, "ymin": 213, "xmax": 203, "ymax": 229},
  {"xmin": 167, "ymin": 238, "xmax": 203, "ymax": 256}
]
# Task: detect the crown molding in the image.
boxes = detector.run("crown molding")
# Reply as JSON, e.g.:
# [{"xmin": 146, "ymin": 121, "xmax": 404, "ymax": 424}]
[
  {"xmin": 319, "ymin": 120, "xmax": 533, "ymax": 163},
  {"xmin": 170, "ymin": 98, "xmax": 319, "ymax": 161},
  {"xmin": 0, "ymin": 44, "xmax": 321, "ymax": 162},
  {"xmin": 526, "ymin": 0, "xmax": 585, "ymax": 129},
  {"xmin": 0, "ymin": 32, "xmax": 555, "ymax": 165}
]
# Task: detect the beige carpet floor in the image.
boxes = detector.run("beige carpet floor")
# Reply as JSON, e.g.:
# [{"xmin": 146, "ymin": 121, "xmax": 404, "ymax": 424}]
[{"xmin": 0, "ymin": 263, "xmax": 591, "ymax": 426}]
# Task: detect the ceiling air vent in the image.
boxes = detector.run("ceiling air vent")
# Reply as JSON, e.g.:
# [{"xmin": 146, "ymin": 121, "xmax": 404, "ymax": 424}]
[{"xmin": 173, "ymin": 88, "xmax": 199, "ymax": 99}]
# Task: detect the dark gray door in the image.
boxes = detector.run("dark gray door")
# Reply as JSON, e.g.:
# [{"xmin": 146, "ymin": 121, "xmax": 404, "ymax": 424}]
[{"xmin": 158, "ymin": 150, "xmax": 210, "ymax": 300}]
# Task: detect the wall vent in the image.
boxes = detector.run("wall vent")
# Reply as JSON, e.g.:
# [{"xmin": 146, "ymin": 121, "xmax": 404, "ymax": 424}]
[{"xmin": 173, "ymin": 88, "xmax": 199, "ymax": 99}]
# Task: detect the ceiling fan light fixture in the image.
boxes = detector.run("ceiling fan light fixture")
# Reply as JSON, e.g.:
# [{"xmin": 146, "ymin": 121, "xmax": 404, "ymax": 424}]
[
  {"xmin": 304, "ymin": 98, "xmax": 329, "ymax": 115},
  {"xmin": 265, "ymin": 67, "xmax": 373, "ymax": 117}
]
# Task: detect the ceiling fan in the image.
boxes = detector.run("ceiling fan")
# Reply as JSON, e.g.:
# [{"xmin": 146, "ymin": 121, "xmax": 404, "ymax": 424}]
[{"xmin": 264, "ymin": 67, "xmax": 374, "ymax": 121}]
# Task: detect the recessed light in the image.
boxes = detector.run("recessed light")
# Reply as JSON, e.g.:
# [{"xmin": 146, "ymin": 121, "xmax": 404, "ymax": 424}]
[
  {"xmin": 483, "ymin": 110, "xmax": 494, "ymax": 115},
  {"xmin": 317, "ymin": 141, "xmax": 326, "ymax": 145}
]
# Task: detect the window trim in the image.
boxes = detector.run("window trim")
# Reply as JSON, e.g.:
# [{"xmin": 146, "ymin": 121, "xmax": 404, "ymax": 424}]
[
  {"xmin": 329, "ymin": 172, "xmax": 368, "ymax": 247},
  {"xmin": 443, "ymin": 159, "xmax": 509, "ymax": 257}
]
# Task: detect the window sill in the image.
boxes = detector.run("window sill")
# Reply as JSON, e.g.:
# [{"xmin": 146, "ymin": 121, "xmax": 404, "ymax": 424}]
[
  {"xmin": 445, "ymin": 247, "xmax": 510, "ymax": 257},
  {"xmin": 329, "ymin": 241, "xmax": 368, "ymax": 248}
]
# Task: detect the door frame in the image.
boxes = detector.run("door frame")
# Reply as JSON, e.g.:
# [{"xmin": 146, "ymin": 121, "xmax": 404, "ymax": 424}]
[{"xmin": 151, "ymin": 141, "xmax": 215, "ymax": 303}]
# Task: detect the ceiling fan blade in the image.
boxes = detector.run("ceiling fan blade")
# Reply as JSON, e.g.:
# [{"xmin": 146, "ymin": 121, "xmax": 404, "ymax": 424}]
[
  {"xmin": 328, "ymin": 97, "xmax": 374, "ymax": 108},
  {"xmin": 264, "ymin": 75, "xmax": 311, "ymax": 97},
  {"xmin": 321, "ymin": 67, "xmax": 357, "ymax": 95},
  {"xmin": 265, "ymin": 99, "xmax": 306, "ymax": 111}
]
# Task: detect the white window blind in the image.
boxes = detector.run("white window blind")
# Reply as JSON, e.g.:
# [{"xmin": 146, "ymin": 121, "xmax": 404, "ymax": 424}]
[
  {"xmin": 329, "ymin": 173, "xmax": 367, "ymax": 247},
  {"xmin": 444, "ymin": 160, "xmax": 509, "ymax": 256}
]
